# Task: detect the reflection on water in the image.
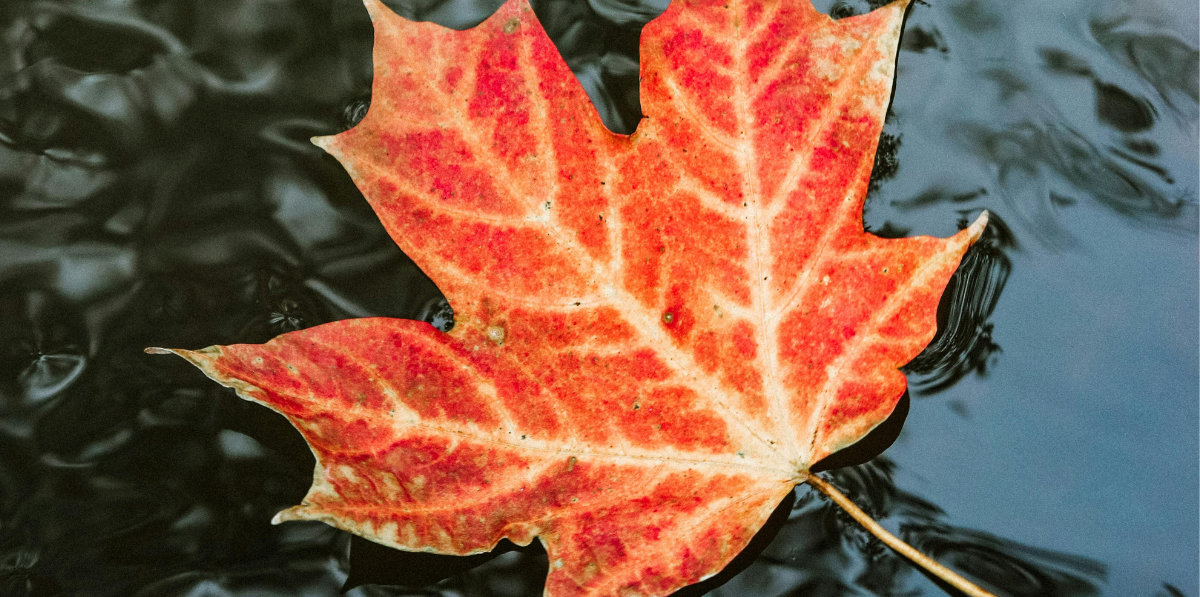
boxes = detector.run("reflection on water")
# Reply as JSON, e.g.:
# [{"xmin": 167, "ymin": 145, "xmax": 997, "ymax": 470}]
[
  {"xmin": 903, "ymin": 215, "xmax": 1013, "ymax": 396},
  {"xmin": 0, "ymin": 0, "xmax": 1195, "ymax": 595}
]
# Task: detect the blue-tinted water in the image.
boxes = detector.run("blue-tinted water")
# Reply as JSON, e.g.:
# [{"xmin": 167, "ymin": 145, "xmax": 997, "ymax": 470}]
[{"xmin": 0, "ymin": 0, "xmax": 1195, "ymax": 596}]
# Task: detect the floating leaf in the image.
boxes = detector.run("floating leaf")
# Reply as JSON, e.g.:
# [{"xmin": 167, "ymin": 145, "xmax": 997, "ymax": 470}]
[{"xmin": 152, "ymin": 0, "xmax": 987, "ymax": 594}]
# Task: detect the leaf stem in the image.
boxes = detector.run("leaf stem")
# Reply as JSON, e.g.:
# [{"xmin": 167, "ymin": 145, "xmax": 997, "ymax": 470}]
[{"xmin": 805, "ymin": 474, "xmax": 998, "ymax": 597}]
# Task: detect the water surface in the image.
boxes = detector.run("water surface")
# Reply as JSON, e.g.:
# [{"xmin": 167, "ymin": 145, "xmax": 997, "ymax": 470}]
[{"xmin": 0, "ymin": 0, "xmax": 1195, "ymax": 596}]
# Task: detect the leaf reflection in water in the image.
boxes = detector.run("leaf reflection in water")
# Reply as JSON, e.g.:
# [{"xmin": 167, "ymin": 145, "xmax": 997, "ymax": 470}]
[{"xmin": 904, "ymin": 215, "xmax": 1015, "ymax": 396}]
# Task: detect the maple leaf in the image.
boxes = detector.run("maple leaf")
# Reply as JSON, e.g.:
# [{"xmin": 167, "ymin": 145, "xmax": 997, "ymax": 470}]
[{"xmin": 151, "ymin": 0, "xmax": 989, "ymax": 595}]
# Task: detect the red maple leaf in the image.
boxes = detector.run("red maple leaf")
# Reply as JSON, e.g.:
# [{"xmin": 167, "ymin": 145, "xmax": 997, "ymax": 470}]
[{"xmin": 152, "ymin": 0, "xmax": 989, "ymax": 594}]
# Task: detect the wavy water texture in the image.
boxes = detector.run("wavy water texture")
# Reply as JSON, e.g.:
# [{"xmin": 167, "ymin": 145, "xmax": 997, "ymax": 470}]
[
  {"xmin": 0, "ymin": 0, "xmax": 1195, "ymax": 596},
  {"xmin": 851, "ymin": 0, "xmax": 1199, "ymax": 246}
]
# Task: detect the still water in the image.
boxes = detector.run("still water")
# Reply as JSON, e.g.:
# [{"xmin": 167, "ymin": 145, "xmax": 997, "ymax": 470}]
[{"xmin": 0, "ymin": 0, "xmax": 1196, "ymax": 596}]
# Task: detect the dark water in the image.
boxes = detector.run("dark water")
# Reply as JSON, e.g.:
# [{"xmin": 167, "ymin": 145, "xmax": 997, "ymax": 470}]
[{"xmin": 0, "ymin": 0, "xmax": 1195, "ymax": 595}]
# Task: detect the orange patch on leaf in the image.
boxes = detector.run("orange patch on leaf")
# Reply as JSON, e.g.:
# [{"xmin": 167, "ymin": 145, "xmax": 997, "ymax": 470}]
[{"xmin": 156, "ymin": 0, "xmax": 986, "ymax": 595}]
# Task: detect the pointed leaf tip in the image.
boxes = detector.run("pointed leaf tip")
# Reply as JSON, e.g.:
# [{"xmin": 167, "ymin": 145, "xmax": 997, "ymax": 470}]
[
  {"xmin": 144, "ymin": 347, "xmax": 174, "ymax": 355},
  {"xmin": 967, "ymin": 210, "xmax": 989, "ymax": 243},
  {"xmin": 273, "ymin": 506, "xmax": 325, "ymax": 526},
  {"xmin": 311, "ymin": 135, "xmax": 334, "ymax": 150},
  {"xmin": 361, "ymin": 0, "xmax": 388, "ymax": 20}
]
